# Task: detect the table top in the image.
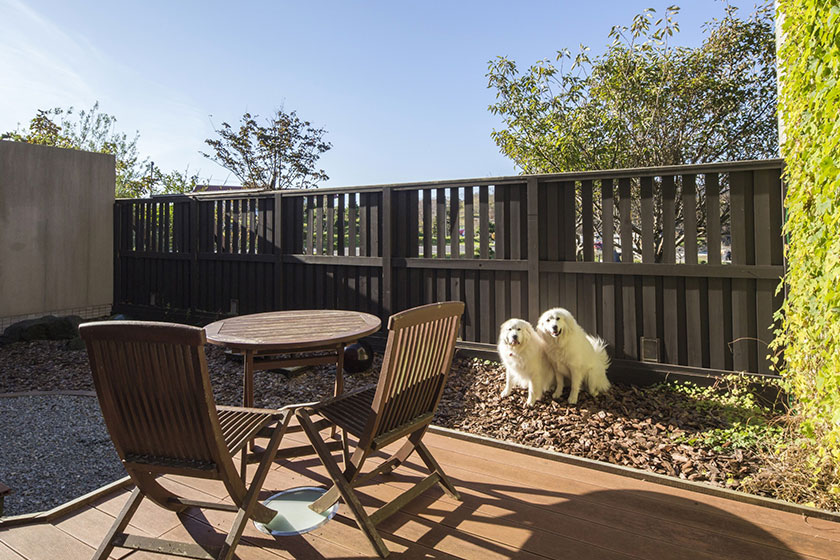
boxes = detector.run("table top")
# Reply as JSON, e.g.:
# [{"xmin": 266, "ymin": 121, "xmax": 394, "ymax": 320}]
[{"xmin": 204, "ymin": 310, "xmax": 381, "ymax": 351}]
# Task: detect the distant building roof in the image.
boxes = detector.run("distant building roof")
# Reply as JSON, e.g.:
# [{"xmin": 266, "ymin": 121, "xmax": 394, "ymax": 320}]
[{"xmin": 192, "ymin": 184, "xmax": 249, "ymax": 193}]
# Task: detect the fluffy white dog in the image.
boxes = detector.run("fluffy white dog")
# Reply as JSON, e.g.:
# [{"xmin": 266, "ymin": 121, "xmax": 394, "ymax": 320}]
[
  {"xmin": 536, "ymin": 307, "xmax": 611, "ymax": 404},
  {"xmin": 497, "ymin": 318, "xmax": 559, "ymax": 406}
]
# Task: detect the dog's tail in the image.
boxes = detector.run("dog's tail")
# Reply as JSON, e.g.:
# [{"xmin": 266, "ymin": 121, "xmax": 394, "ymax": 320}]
[
  {"xmin": 586, "ymin": 335, "xmax": 611, "ymax": 369},
  {"xmin": 586, "ymin": 334, "xmax": 612, "ymax": 395}
]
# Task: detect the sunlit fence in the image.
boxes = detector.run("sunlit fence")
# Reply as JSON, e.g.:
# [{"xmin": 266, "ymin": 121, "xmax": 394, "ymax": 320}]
[{"xmin": 114, "ymin": 159, "xmax": 784, "ymax": 377}]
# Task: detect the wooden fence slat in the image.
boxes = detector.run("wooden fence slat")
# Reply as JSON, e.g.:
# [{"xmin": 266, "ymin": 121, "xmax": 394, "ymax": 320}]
[
  {"xmin": 618, "ymin": 178, "xmax": 632, "ymax": 263},
  {"xmin": 382, "ymin": 188, "xmax": 392, "ymax": 317},
  {"xmin": 661, "ymin": 174, "xmax": 678, "ymax": 363},
  {"xmin": 640, "ymin": 177, "xmax": 655, "ymax": 263},
  {"xmin": 510, "ymin": 185, "xmax": 521, "ymax": 260},
  {"xmin": 465, "ymin": 270, "xmax": 476, "ymax": 341},
  {"xmin": 360, "ymin": 193, "xmax": 369, "ymax": 257},
  {"xmin": 436, "ymin": 188, "xmax": 446, "ymax": 258},
  {"xmin": 407, "ymin": 190, "xmax": 418, "ymax": 258},
  {"xmin": 546, "ymin": 182, "xmax": 560, "ymax": 261},
  {"xmin": 563, "ymin": 181, "xmax": 576, "ymax": 261},
  {"xmin": 450, "ymin": 187, "xmax": 460, "ymax": 258},
  {"xmin": 313, "ymin": 194, "xmax": 324, "ymax": 255},
  {"xmin": 273, "ymin": 194, "xmax": 283, "ymax": 310},
  {"xmin": 706, "ymin": 174, "xmax": 722, "ymax": 265},
  {"xmin": 682, "ymin": 174, "xmax": 703, "ymax": 366},
  {"xmin": 479, "ymin": 186, "xmax": 489, "ymax": 259},
  {"xmin": 730, "ymin": 170, "xmax": 757, "ymax": 372},
  {"xmin": 327, "ymin": 194, "xmax": 334, "ymax": 255},
  {"xmin": 582, "ymin": 180, "xmax": 594, "ymax": 262},
  {"xmin": 706, "ymin": 173, "xmax": 725, "ymax": 368},
  {"xmin": 662, "ymin": 175, "xmax": 676, "ymax": 264},
  {"xmin": 495, "ymin": 186, "xmax": 507, "ymax": 260},
  {"xmin": 233, "ymin": 199, "xmax": 242, "ymax": 254},
  {"xmin": 464, "ymin": 186, "xmax": 474, "ymax": 258},
  {"xmin": 337, "ymin": 193, "xmax": 345, "ymax": 256},
  {"xmin": 371, "ymin": 191, "xmax": 381, "ymax": 258},
  {"xmin": 527, "ymin": 178, "xmax": 540, "ymax": 323},
  {"xmin": 639, "ymin": 177, "xmax": 656, "ymax": 342},
  {"xmin": 349, "ymin": 194, "xmax": 358, "ymax": 256},
  {"xmin": 601, "ymin": 179, "xmax": 614, "ymax": 263},
  {"xmin": 163, "ymin": 202, "xmax": 171, "ymax": 252},
  {"xmin": 422, "ymin": 189, "xmax": 432, "ymax": 258},
  {"xmin": 394, "ymin": 191, "xmax": 407, "ymax": 258}
]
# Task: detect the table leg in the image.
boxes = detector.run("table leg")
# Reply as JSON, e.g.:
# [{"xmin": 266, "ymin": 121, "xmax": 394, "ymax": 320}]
[
  {"xmin": 335, "ymin": 343, "xmax": 345, "ymax": 397},
  {"xmin": 244, "ymin": 349, "xmax": 255, "ymax": 452},
  {"xmin": 332, "ymin": 343, "xmax": 345, "ymax": 440},
  {"xmin": 244, "ymin": 349, "xmax": 255, "ymax": 408}
]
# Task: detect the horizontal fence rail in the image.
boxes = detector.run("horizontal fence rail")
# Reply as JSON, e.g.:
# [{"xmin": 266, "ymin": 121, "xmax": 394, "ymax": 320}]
[{"xmin": 114, "ymin": 159, "xmax": 785, "ymax": 377}]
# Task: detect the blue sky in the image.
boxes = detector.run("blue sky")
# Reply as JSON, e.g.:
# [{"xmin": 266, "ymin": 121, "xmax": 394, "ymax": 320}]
[{"xmin": 1, "ymin": 0, "xmax": 765, "ymax": 188}]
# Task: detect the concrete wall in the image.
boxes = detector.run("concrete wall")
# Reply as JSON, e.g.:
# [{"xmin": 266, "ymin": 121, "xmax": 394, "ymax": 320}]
[{"xmin": 0, "ymin": 142, "xmax": 114, "ymax": 327}]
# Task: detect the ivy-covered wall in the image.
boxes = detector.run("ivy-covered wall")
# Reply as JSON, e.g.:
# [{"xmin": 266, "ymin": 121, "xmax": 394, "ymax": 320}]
[{"xmin": 775, "ymin": 1, "xmax": 840, "ymax": 487}]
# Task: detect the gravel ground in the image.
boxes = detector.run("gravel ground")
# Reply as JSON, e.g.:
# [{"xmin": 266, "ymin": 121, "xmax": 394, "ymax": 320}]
[
  {"xmin": 0, "ymin": 339, "xmax": 772, "ymax": 516},
  {"xmin": 0, "ymin": 394, "xmax": 124, "ymax": 516}
]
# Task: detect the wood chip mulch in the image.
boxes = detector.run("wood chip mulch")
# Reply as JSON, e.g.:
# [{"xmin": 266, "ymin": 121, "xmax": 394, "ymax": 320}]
[{"xmin": 0, "ymin": 340, "xmax": 764, "ymax": 491}]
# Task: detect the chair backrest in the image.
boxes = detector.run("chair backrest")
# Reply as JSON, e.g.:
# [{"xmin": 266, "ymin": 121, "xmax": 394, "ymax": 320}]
[
  {"xmin": 363, "ymin": 302, "xmax": 464, "ymax": 447},
  {"xmin": 80, "ymin": 321, "xmax": 228, "ymax": 476}
]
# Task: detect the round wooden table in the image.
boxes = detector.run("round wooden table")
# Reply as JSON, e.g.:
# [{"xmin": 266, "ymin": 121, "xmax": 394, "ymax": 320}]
[{"xmin": 205, "ymin": 310, "xmax": 381, "ymax": 409}]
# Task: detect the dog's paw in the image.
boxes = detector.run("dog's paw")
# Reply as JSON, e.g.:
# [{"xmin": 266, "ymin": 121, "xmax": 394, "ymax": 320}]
[
  {"xmin": 567, "ymin": 394, "xmax": 579, "ymax": 405},
  {"xmin": 525, "ymin": 396, "xmax": 537, "ymax": 406},
  {"xmin": 500, "ymin": 388, "xmax": 511, "ymax": 398}
]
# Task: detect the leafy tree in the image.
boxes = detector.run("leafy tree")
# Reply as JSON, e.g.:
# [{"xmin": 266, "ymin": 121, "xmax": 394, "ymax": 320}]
[
  {"xmin": 486, "ymin": 3, "xmax": 777, "ymax": 261},
  {"xmin": 202, "ymin": 109, "xmax": 331, "ymax": 190},
  {"xmin": 2, "ymin": 103, "xmax": 152, "ymax": 197},
  {"xmin": 149, "ymin": 164, "xmax": 201, "ymax": 195},
  {"xmin": 487, "ymin": 3, "xmax": 777, "ymax": 173}
]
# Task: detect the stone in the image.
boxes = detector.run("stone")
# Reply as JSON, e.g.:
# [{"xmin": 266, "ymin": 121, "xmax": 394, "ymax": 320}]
[
  {"xmin": 65, "ymin": 337, "xmax": 87, "ymax": 351},
  {"xmin": 1, "ymin": 315, "xmax": 83, "ymax": 344}
]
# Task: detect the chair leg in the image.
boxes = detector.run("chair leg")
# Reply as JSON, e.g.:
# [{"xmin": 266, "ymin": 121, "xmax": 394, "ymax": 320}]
[
  {"xmin": 298, "ymin": 409, "xmax": 390, "ymax": 558},
  {"xmin": 218, "ymin": 414, "xmax": 288, "ymax": 560},
  {"xmin": 92, "ymin": 487, "xmax": 144, "ymax": 560},
  {"xmin": 379, "ymin": 439, "xmax": 418, "ymax": 474},
  {"xmin": 415, "ymin": 441, "xmax": 460, "ymax": 500}
]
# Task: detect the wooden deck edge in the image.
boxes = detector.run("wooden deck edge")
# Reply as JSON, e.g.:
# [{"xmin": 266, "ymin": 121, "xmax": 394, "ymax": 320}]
[
  {"xmin": 427, "ymin": 425, "xmax": 840, "ymax": 524},
  {"xmin": 0, "ymin": 476, "xmax": 132, "ymax": 528}
]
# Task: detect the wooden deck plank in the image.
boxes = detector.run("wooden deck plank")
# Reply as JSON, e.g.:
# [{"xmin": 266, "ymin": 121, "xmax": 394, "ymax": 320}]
[
  {"xmin": 0, "ymin": 522, "xmax": 94, "ymax": 560},
  {"xmin": 0, "ymin": 542, "xmax": 26, "ymax": 559},
  {"xmin": 92, "ymin": 487, "xmax": 182, "ymax": 538},
  {"xmin": 53, "ymin": 505, "xmax": 144, "ymax": 559}
]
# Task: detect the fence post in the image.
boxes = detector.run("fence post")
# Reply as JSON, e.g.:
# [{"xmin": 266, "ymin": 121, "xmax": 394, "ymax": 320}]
[
  {"xmin": 527, "ymin": 177, "xmax": 540, "ymax": 324},
  {"xmin": 382, "ymin": 187, "xmax": 392, "ymax": 319},
  {"xmin": 273, "ymin": 192, "xmax": 284, "ymax": 310},
  {"xmin": 189, "ymin": 198, "xmax": 200, "ymax": 313},
  {"xmin": 113, "ymin": 201, "xmax": 122, "ymax": 308}
]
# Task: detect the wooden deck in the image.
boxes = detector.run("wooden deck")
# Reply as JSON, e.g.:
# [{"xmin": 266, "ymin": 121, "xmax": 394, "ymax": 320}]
[{"xmin": 2, "ymin": 427, "xmax": 839, "ymax": 560}]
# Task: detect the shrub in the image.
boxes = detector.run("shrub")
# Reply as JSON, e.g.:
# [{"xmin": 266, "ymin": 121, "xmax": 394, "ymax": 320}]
[{"xmin": 774, "ymin": 1, "xmax": 840, "ymax": 494}]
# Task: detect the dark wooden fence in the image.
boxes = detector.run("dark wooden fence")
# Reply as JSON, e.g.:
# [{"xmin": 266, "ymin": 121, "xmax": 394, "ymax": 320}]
[{"xmin": 114, "ymin": 159, "xmax": 784, "ymax": 379}]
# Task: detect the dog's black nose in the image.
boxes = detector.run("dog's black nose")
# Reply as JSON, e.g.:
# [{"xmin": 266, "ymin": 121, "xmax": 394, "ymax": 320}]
[{"xmin": 511, "ymin": 333, "xmax": 518, "ymax": 341}]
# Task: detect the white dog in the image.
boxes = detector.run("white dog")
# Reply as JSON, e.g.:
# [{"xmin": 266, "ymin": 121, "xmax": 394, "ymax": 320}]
[
  {"xmin": 536, "ymin": 307, "xmax": 611, "ymax": 404},
  {"xmin": 497, "ymin": 318, "xmax": 560, "ymax": 406}
]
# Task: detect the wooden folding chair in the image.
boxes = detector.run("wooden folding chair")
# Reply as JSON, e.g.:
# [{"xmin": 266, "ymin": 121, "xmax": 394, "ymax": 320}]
[
  {"xmin": 296, "ymin": 301, "xmax": 465, "ymax": 557},
  {"xmin": 80, "ymin": 321, "xmax": 290, "ymax": 560}
]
